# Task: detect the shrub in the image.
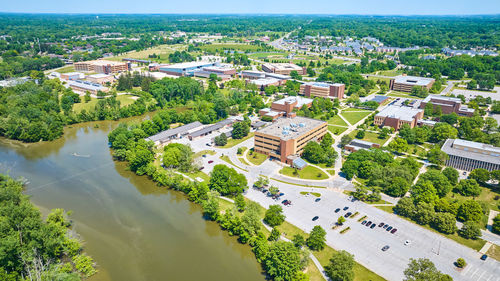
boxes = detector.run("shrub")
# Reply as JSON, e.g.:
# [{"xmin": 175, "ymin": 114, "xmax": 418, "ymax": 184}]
[{"xmin": 456, "ymin": 258, "xmax": 466, "ymax": 268}]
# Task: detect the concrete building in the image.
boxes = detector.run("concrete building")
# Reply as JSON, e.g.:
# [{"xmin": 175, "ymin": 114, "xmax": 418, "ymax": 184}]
[
  {"xmin": 389, "ymin": 75, "xmax": 435, "ymax": 93},
  {"xmin": 344, "ymin": 139, "xmax": 380, "ymax": 153},
  {"xmin": 259, "ymin": 96, "xmax": 313, "ymax": 120},
  {"xmin": 299, "ymin": 82, "xmax": 345, "ymax": 99},
  {"xmin": 188, "ymin": 119, "xmax": 234, "ymax": 140},
  {"xmin": 68, "ymin": 80, "xmax": 109, "ymax": 95},
  {"xmin": 441, "ymin": 139, "xmax": 500, "ymax": 171},
  {"xmin": 193, "ymin": 64, "xmax": 237, "ymax": 80},
  {"xmin": 60, "ymin": 72, "xmax": 83, "ymax": 81},
  {"xmin": 249, "ymin": 78, "xmax": 283, "ymax": 88},
  {"xmin": 419, "ymin": 95, "xmax": 474, "ymax": 117},
  {"xmin": 86, "ymin": 73, "xmax": 115, "ymax": 85},
  {"xmin": 145, "ymin": 121, "xmax": 203, "ymax": 145},
  {"xmin": 254, "ymin": 116, "xmax": 327, "ymax": 164},
  {"xmin": 374, "ymin": 105, "xmax": 424, "ymax": 130},
  {"xmin": 261, "ymin": 63, "xmax": 306, "ymax": 75},
  {"xmin": 74, "ymin": 60, "xmax": 129, "ymax": 74},
  {"xmin": 159, "ymin": 61, "xmax": 217, "ymax": 76}
]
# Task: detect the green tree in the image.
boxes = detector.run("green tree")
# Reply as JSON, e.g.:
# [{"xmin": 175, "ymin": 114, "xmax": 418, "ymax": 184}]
[
  {"xmin": 456, "ymin": 258, "xmax": 466, "ymax": 268},
  {"xmin": 306, "ymin": 225, "xmax": 326, "ymax": 251},
  {"xmin": 209, "ymin": 164, "xmax": 248, "ymax": 196},
  {"xmin": 456, "ymin": 179, "xmax": 482, "ymax": 197},
  {"xmin": 459, "ymin": 221, "xmax": 481, "ymax": 239},
  {"xmin": 431, "ymin": 212, "xmax": 457, "ymax": 234},
  {"xmin": 292, "ymin": 234, "xmax": 305, "ymax": 248},
  {"xmin": 442, "ymin": 167, "xmax": 459, "ymax": 186},
  {"xmin": 355, "ymin": 130, "xmax": 365, "ymax": 139},
  {"xmin": 268, "ymin": 227, "xmax": 281, "ymax": 241},
  {"xmin": 411, "ymin": 180, "xmax": 438, "ymax": 204},
  {"xmin": 324, "ymin": 250, "xmax": 355, "ymax": 281},
  {"xmin": 469, "ymin": 168, "xmax": 490, "ymax": 185},
  {"xmin": 340, "ymin": 135, "xmax": 353, "ymax": 147},
  {"xmin": 389, "ymin": 138, "xmax": 409, "ymax": 153},
  {"xmin": 337, "ymin": 216, "xmax": 346, "ymax": 225},
  {"xmin": 241, "ymin": 201, "xmax": 262, "ymax": 236},
  {"xmin": 492, "ymin": 214, "xmax": 500, "ymax": 235},
  {"xmin": 414, "ymin": 202, "xmax": 435, "ymax": 225},
  {"xmin": 426, "ymin": 148, "xmax": 448, "ymax": 166},
  {"xmin": 214, "ymin": 133, "xmax": 228, "ymax": 146},
  {"xmin": 232, "ymin": 121, "xmax": 250, "ymax": 139},
  {"xmin": 202, "ymin": 190, "xmax": 220, "ymax": 221},
  {"xmin": 430, "ymin": 123, "xmax": 457, "ymax": 142},
  {"xmin": 264, "ymin": 241, "xmax": 305, "ymax": 281},
  {"xmin": 385, "ymin": 177, "xmax": 410, "ymax": 197},
  {"xmin": 264, "ymin": 205, "xmax": 286, "ymax": 227},
  {"xmin": 234, "ymin": 194, "xmax": 246, "ymax": 212},
  {"xmin": 404, "ymin": 258, "xmax": 449, "ymax": 281},
  {"xmin": 457, "ymin": 200, "xmax": 483, "ymax": 223},
  {"xmin": 321, "ymin": 132, "xmax": 334, "ymax": 148}
]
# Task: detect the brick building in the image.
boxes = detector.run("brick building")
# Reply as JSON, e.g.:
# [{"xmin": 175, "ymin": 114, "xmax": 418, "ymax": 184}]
[
  {"xmin": 419, "ymin": 95, "xmax": 474, "ymax": 117},
  {"xmin": 261, "ymin": 63, "xmax": 306, "ymax": 75},
  {"xmin": 259, "ymin": 96, "xmax": 313, "ymax": 120},
  {"xmin": 389, "ymin": 75, "xmax": 435, "ymax": 93},
  {"xmin": 374, "ymin": 105, "xmax": 424, "ymax": 130},
  {"xmin": 300, "ymin": 82, "xmax": 345, "ymax": 100},
  {"xmin": 74, "ymin": 60, "xmax": 129, "ymax": 74}
]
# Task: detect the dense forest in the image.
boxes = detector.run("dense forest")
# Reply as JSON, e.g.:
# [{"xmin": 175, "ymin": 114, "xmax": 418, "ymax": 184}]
[{"xmin": 0, "ymin": 174, "xmax": 96, "ymax": 280}]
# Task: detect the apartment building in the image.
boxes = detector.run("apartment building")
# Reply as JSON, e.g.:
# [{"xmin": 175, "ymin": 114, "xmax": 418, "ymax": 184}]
[
  {"xmin": 374, "ymin": 105, "xmax": 424, "ymax": 130},
  {"xmin": 254, "ymin": 116, "xmax": 327, "ymax": 164},
  {"xmin": 441, "ymin": 139, "xmax": 500, "ymax": 171},
  {"xmin": 74, "ymin": 60, "xmax": 129, "ymax": 74},
  {"xmin": 299, "ymin": 82, "xmax": 345, "ymax": 99},
  {"xmin": 389, "ymin": 75, "xmax": 435, "ymax": 93},
  {"xmin": 261, "ymin": 63, "xmax": 306, "ymax": 75},
  {"xmin": 419, "ymin": 95, "xmax": 474, "ymax": 117}
]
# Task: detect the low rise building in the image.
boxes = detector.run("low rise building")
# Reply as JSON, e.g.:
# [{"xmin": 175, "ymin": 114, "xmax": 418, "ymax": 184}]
[
  {"xmin": 86, "ymin": 73, "xmax": 115, "ymax": 85},
  {"xmin": 299, "ymin": 82, "xmax": 345, "ymax": 100},
  {"xmin": 60, "ymin": 72, "xmax": 83, "ymax": 81},
  {"xmin": 188, "ymin": 119, "xmax": 234, "ymax": 140},
  {"xmin": 74, "ymin": 60, "xmax": 129, "ymax": 74},
  {"xmin": 441, "ymin": 139, "xmax": 500, "ymax": 171},
  {"xmin": 159, "ymin": 61, "xmax": 217, "ymax": 76},
  {"xmin": 145, "ymin": 121, "xmax": 204, "ymax": 145},
  {"xmin": 254, "ymin": 116, "xmax": 327, "ymax": 164},
  {"xmin": 344, "ymin": 139, "xmax": 381, "ymax": 153},
  {"xmin": 259, "ymin": 96, "xmax": 313, "ymax": 120},
  {"xmin": 389, "ymin": 75, "xmax": 435, "ymax": 93},
  {"xmin": 374, "ymin": 105, "xmax": 424, "ymax": 130},
  {"xmin": 68, "ymin": 80, "xmax": 109, "ymax": 95},
  {"xmin": 261, "ymin": 63, "xmax": 306, "ymax": 75},
  {"xmin": 419, "ymin": 95, "xmax": 474, "ymax": 117}
]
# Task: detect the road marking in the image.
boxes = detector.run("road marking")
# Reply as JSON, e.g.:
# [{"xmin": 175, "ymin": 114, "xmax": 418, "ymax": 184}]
[
  {"xmin": 461, "ymin": 264, "xmax": 472, "ymax": 275},
  {"xmin": 469, "ymin": 268, "xmax": 480, "ymax": 278},
  {"xmin": 477, "ymin": 270, "xmax": 486, "ymax": 280}
]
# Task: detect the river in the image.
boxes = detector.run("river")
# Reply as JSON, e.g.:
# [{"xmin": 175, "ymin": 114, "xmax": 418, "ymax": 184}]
[{"xmin": 0, "ymin": 119, "xmax": 265, "ymax": 281}]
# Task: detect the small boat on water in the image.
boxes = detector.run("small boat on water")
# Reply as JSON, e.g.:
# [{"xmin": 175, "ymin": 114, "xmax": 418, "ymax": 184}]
[{"xmin": 71, "ymin": 153, "xmax": 91, "ymax": 158}]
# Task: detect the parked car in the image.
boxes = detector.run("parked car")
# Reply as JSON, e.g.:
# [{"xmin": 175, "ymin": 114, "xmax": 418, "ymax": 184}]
[
  {"xmin": 481, "ymin": 255, "xmax": 488, "ymax": 261},
  {"xmin": 378, "ymin": 222, "xmax": 384, "ymax": 227},
  {"xmin": 279, "ymin": 192, "xmax": 285, "ymax": 197},
  {"xmin": 208, "ymin": 160, "xmax": 214, "ymax": 164},
  {"xmin": 361, "ymin": 220, "xmax": 367, "ymax": 225},
  {"xmin": 343, "ymin": 206, "xmax": 349, "ymax": 211},
  {"xmin": 262, "ymin": 189, "xmax": 268, "ymax": 193},
  {"xmin": 202, "ymin": 154, "xmax": 207, "ymax": 158},
  {"xmin": 391, "ymin": 228, "xmax": 397, "ymax": 234},
  {"xmin": 344, "ymin": 212, "xmax": 352, "ymax": 218},
  {"xmin": 199, "ymin": 167, "xmax": 204, "ymax": 170},
  {"xmin": 281, "ymin": 200, "xmax": 287, "ymax": 204},
  {"xmin": 366, "ymin": 221, "xmax": 372, "ymax": 227},
  {"xmin": 383, "ymin": 224, "xmax": 389, "ymax": 229},
  {"xmin": 370, "ymin": 224, "xmax": 376, "ymax": 229},
  {"xmin": 312, "ymin": 216, "xmax": 319, "ymax": 221},
  {"xmin": 386, "ymin": 226, "xmax": 393, "ymax": 231},
  {"xmin": 334, "ymin": 208, "xmax": 341, "ymax": 213},
  {"xmin": 382, "ymin": 245, "xmax": 390, "ymax": 251},
  {"xmin": 315, "ymin": 198, "xmax": 321, "ymax": 202}
]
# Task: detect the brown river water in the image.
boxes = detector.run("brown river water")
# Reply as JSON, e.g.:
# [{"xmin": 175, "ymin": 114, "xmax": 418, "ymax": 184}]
[{"xmin": 0, "ymin": 117, "xmax": 265, "ymax": 281}]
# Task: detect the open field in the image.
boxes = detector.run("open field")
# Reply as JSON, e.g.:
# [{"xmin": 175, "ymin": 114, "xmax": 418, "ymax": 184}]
[
  {"xmin": 248, "ymin": 52, "xmax": 287, "ymax": 59},
  {"xmin": 486, "ymin": 244, "xmax": 500, "ymax": 261},
  {"xmin": 107, "ymin": 44, "xmax": 183, "ymax": 63},
  {"xmin": 341, "ymin": 111, "xmax": 371, "ymax": 125},
  {"xmin": 246, "ymin": 150, "xmax": 267, "ymax": 166},
  {"xmin": 327, "ymin": 115, "xmax": 348, "ymax": 126},
  {"xmin": 279, "ymin": 166, "xmax": 329, "ymax": 180},
  {"xmin": 349, "ymin": 130, "xmax": 389, "ymax": 145},
  {"xmin": 54, "ymin": 65, "xmax": 76, "ymax": 73},
  {"xmin": 328, "ymin": 125, "xmax": 348, "ymax": 135},
  {"xmin": 72, "ymin": 94, "xmax": 136, "ymax": 113}
]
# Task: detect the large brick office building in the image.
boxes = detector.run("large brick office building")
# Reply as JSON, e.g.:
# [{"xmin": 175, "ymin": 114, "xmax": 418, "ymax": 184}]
[
  {"xmin": 299, "ymin": 82, "xmax": 345, "ymax": 99},
  {"xmin": 419, "ymin": 95, "xmax": 474, "ymax": 117}
]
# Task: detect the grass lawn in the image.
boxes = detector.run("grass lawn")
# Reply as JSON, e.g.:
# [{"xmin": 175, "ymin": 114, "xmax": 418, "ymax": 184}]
[
  {"xmin": 55, "ymin": 65, "xmax": 76, "ymax": 73},
  {"xmin": 219, "ymin": 155, "xmax": 248, "ymax": 172},
  {"xmin": 270, "ymin": 178, "xmax": 326, "ymax": 188},
  {"xmin": 185, "ymin": 170, "xmax": 210, "ymax": 182},
  {"xmin": 375, "ymin": 205, "xmax": 487, "ymax": 251},
  {"xmin": 366, "ymin": 76, "xmax": 392, "ymax": 85},
  {"xmin": 279, "ymin": 166, "xmax": 329, "ymax": 180},
  {"xmin": 314, "ymin": 246, "xmax": 385, "ymax": 281},
  {"xmin": 341, "ymin": 111, "xmax": 371, "ymax": 125},
  {"xmin": 326, "ymin": 169, "xmax": 336, "ymax": 176},
  {"xmin": 72, "ymin": 94, "xmax": 136, "ymax": 113},
  {"xmin": 377, "ymin": 70, "xmax": 403, "ymax": 77},
  {"xmin": 349, "ymin": 130, "xmax": 389, "ymax": 146},
  {"xmin": 108, "ymin": 44, "xmax": 181, "ymax": 63},
  {"xmin": 246, "ymin": 150, "xmax": 268, "ymax": 166},
  {"xmin": 194, "ymin": 150, "xmax": 217, "ymax": 158},
  {"xmin": 328, "ymin": 115, "xmax": 348, "ymax": 126},
  {"xmin": 486, "ymin": 244, "xmax": 500, "ymax": 261},
  {"xmin": 406, "ymin": 144, "xmax": 428, "ymax": 157},
  {"xmin": 342, "ymin": 107, "xmax": 372, "ymax": 113},
  {"xmin": 236, "ymin": 147, "xmax": 247, "ymax": 156},
  {"xmin": 446, "ymin": 187, "xmax": 500, "ymax": 213},
  {"xmin": 238, "ymin": 157, "xmax": 250, "ymax": 166},
  {"xmin": 300, "ymin": 191, "xmax": 322, "ymax": 197},
  {"xmin": 305, "ymin": 259, "xmax": 324, "ymax": 281},
  {"xmin": 328, "ymin": 125, "xmax": 348, "ymax": 135},
  {"xmin": 223, "ymin": 133, "xmax": 255, "ymax": 148},
  {"xmin": 248, "ymin": 52, "xmax": 287, "ymax": 59}
]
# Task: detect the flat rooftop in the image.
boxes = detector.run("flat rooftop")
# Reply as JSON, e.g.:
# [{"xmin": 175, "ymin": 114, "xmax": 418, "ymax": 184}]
[
  {"xmin": 422, "ymin": 94, "xmax": 462, "ymax": 103},
  {"xmin": 256, "ymin": 116, "xmax": 326, "ymax": 141},
  {"xmin": 203, "ymin": 65, "xmax": 235, "ymax": 71},
  {"xmin": 274, "ymin": 96, "xmax": 313, "ymax": 108},
  {"xmin": 394, "ymin": 75, "xmax": 435, "ymax": 86},
  {"xmin": 69, "ymin": 80, "xmax": 107, "ymax": 91},
  {"xmin": 303, "ymin": 81, "xmax": 344, "ymax": 88},
  {"xmin": 376, "ymin": 105, "xmax": 423, "ymax": 122},
  {"xmin": 251, "ymin": 78, "xmax": 280, "ymax": 86},
  {"xmin": 441, "ymin": 139, "xmax": 500, "ymax": 165},
  {"xmin": 162, "ymin": 61, "xmax": 215, "ymax": 70},
  {"xmin": 79, "ymin": 60, "xmax": 127, "ymax": 66},
  {"xmin": 87, "ymin": 73, "xmax": 112, "ymax": 78},
  {"xmin": 263, "ymin": 63, "xmax": 302, "ymax": 71}
]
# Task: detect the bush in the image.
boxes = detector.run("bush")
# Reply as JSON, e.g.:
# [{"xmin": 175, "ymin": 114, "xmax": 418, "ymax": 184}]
[
  {"xmin": 456, "ymin": 258, "xmax": 466, "ymax": 268},
  {"xmin": 355, "ymin": 130, "xmax": 365, "ymax": 139},
  {"xmin": 459, "ymin": 221, "xmax": 481, "ymax": 239},
  {"xmin": 493, "ymin": 214, "xmax": 500, "ymax": 235}
]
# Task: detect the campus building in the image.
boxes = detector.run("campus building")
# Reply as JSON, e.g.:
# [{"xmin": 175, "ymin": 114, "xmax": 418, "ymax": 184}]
[
  {"xmin": 389, "ymin": 75, "xmax": 435, "ymax": 93},
  {"xmin": 74, "ymin": 60, "xmax": 129, "ymax": 74},
  {"xmin": 240, "ymin": 70, "xmax": 290, "ymax": 81},
  {"xmin": 159, "ymin": 61, "xmax": 217, "ymax": 76},
  {"xmin": 86, "ymin": 73, "xmax": 115, "ymax": 85},
  {"xmin": 419, "ymin": 95, "xmax": 474, "ymax": 117},
  {"xmin": 259, "ymin": 96, "xmax": 313, "ymax": 120},
  {"xmin": 145, "ymin": 121, "xmax": 204, "ymax": 145},
  {"xmin": 60, "ymin": 72, "xmax": 83, "ymax": 81},
  {"xmin": 441, "ymin": 139, "xmax": 500, "ymax": 171},
  {"xmin": 374, "ymin": 105, "xmax": 424, "ymax": 130},
  {"xmin": 193, "ymin": 64, "xmax": 237, "ymax": 80},
  {"xmin": 261, "ymin": 63, "xmax": 306, "ymax": 75},
  {"xmin": 254, "ymin": 116, "xmax": 327, "ymax": 164},
  {"xmin": 344, "ymin": 139, "xmax": 381, "ymax": 153},
  {"xmin": 299, "ymin": 82, "xmax": 345, "ymax": 100},
  {"xmin": 68, "ymin": 80, "xmax": 109, "ymax": 95}
]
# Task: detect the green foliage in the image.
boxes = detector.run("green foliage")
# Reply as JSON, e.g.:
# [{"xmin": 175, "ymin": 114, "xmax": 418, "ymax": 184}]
[
  {"xmin": 469, "ymin": 169, "xmax": 490, "ymax": 185},
  {"xmin": 162, "ymin": 143, "xmax": 194, "ymax": 172},
  {"xmin": 264, "ymin": 205, "xmax": 286, "ymax": 227},
  {"xmin": 442, "ymin": 167, "xmax": 459, "ymax": 186},
  {"xmin": 456, "ymin": 258, "xmax": 467, "ymax": 268},
  {"xmin": 404, "ymin": 258, "xmax": 450, "ymax": 281},
  {"xmin": 431, "ymin": 212, "xmax": 457, "ymax": 234},
  {"xmin": 306, "ymin": 225, "xmax": 326, "ymax": 251},
  {"xmin": 355, "ymin": 130, "xmax": 365, "ymax": 139},
  {"xmin": 209, "ymin": 164, "xmax": 248, "ymax": 196},
  {"xmin": 459, "ymin": 221, "xmax": 481, "ymax": 240},
  {"xmin": 263, "ymin": 241, "xmax": 306, "ymax": 281},
  {"xmin": 388, "ymin": 138, "xmax": 408, "ymax": 153},
  {"xmin": 455, "ymin": 179, "xmax": 482, "ymax": 197},
  {"xmin": 168, "ymin": 51, "xmax": 194, "ymax": 63},
  {"xmin": 234, "ymin": 194, "xmax": 246, "ymax": 212},
  {"xmin": 214, "ymin": 133, "xmax": 228, "ymax": 146},
  {"xmin": 394, "ymin": 197, "xmax": 416, "ymax": 217},
  {"xmin": 268, "ymin": 228, "xmax": 281, "ymax": 241},
  {"xmin": 241, "ymin": 202, "xmax": 262, "ymax": 236},
  {"xmin": 292, "ymin": 234, "xmax": 305, "ymax": 249},
  {"xmin": 232, "ymin": 121, "xmax": 250, "ymax": 139},
  {"xmin": 492, "ymin": 214, "xmax": 500, "ymax": 235},
  {"xmin": 72, "ymin": 254, "xmax": 97, "ymax": 277},
  {"xmin": 302, "ymin": 140, "xmax": 338, "ymax": 167},
  {"xmin": 202, "ymin": 190, "xmax": 220, "ymax": 221},
  {"xmin": 457, "ymin": 200, "xmax": 483, "ymax": 223},
  {"xmin": 419, "ymin": 170, "xmax": 453, "ymax": 198},
  {"xmin": 324, "ymin": 250, "xmax": 355, "ymax": 281},
  {"xmin": 337, "ymin": 216, "xmax": 346, "ymax": 225}
]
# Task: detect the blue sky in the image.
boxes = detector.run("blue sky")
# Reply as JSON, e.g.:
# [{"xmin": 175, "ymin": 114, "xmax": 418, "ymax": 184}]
[{"xmin": 1, "ymin": 0, "xmax": 499, "ymax": 15}]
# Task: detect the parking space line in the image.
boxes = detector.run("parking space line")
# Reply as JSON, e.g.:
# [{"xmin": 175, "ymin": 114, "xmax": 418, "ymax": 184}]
[
  {"xmin": 469, "ymin": 268, "xmax": 480, "ymax": 278},
  {"xmin": 461, "ymin": 264, "xmax": 472, "ymax": 275},
  {"xmin": 477, "ymin": 270, "xmax": 486, "ymax": 280}
]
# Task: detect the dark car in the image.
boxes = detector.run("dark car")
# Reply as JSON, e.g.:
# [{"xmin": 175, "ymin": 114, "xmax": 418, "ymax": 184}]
[
  {"xmin": 386, "ymin": 226, "xmax": 393, "ymax": 231},
  {"xmin": 312, "ymin": 216, "xmax": 319, "ymax": 221},
  {"xmin": 344, "ymin": 212, "xmax": 352, "ymax": 218},
  {"xmin": 383, "ymin": 224, "xmax": 389, "ymax": 229},
  {"xmin": 202, "ymin": 154, "xmax": 207, "ymax": 158},
  {"xmin": 335, "ymin": 208, "xmax": 341, "ymax": 213},
  {"xmin": 343, "ymin": 206, "xmax": 349, "ymax": 211},
  {"xmin": 262, "ymin": 189, "xmax": 268, "ymax": 193},
  {"xmin": 382, "ymin": 245, "xmax": 390, "ymax": 251},
  {"xmin": 279, "ymin": 192, "xmax": 285, "ymax": 196},
  {"xmin": 378, "ymin": 222, "xmax": 384, "ymax": 227},
  {"xmin": 315, "ymin": 198, "xmax": 321, "ymax": 202},
  {"xmin": 366, "ymin": 221, "xmax": 372, "ymax": 227},
  {"xmin": 361, "ymin": 220, "xmax": 367, "ymax": 225},
  {"xmin": 370, "ymin": 224, "xmax": 376, "ymax": 229},
  {"xmin": 390, "ymin": 228, "xmax": 397, "ymax": 234},
  {"xmin": 208, "ymin": 160, "xmax": 214, "ymax": 164},
  {"xmin": 480, "ymin": 255, "xmax": 488, "ymax": 261},
  {"xmin": 281, "ymin": 200, "xmax": 287, "ymax": 204}
]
